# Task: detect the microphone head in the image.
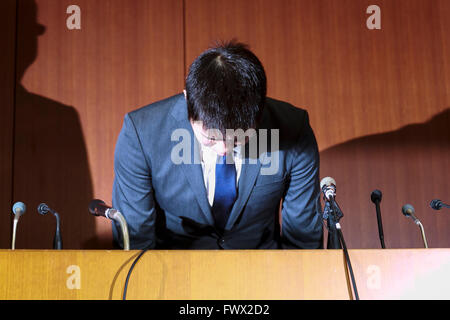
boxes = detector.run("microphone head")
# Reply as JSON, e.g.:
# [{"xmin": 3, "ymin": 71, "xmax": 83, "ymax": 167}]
[
  {"xmin": 430, "ymin": 199, "xmax": 443, "ymax": 210},
  {"xmin": 320, "ymin": 177, "xmax": 336, "ymax": 190},
  {"xmin": 12, "ymin": 202, "xmax": 26, "ymax": 216},
  {"xmin": 402, "ymin": 204, "xmax": 420, "ymax": 224},
  {"xmin": 89, "ymin": 199, "xmax": 106, "ymax": 216},
  {"xmin": 371, "ymin": 189, "xmax": 382, "ymax": 203},
  {"xmin": 37, "ymin": 203, "xmax": 50, "ymax": 215},
  {"xmin": 402, "ymin": 204, "xmax": 415, "ymax": 216}
]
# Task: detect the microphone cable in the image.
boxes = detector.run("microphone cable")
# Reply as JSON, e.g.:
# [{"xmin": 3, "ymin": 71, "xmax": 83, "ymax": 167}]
[
  {"xmin": 319, "ymin": 182, "xmax": 360, "ymax": 300},
  {"xmin": 335, "ymin": 222, "xmax": 359, "ymax": 300},
  {"xmin": 122, "ymin": 248, "xmax": 149, "ymax": 300}
]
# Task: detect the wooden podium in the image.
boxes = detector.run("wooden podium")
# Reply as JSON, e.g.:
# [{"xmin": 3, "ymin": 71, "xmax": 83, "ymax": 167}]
[{"xmin": 0, "ymin": 249, "xmax": 449, "ymax": 300}]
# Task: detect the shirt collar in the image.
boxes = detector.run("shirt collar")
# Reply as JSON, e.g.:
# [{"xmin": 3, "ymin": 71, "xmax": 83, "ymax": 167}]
[{"xmin": 198, "ymin": 141, "xmax": 242, "ymax": 163}]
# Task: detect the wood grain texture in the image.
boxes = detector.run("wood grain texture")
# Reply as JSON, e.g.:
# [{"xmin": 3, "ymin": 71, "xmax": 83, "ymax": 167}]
[
  {"xmin": 0, "ymin": 249, "xmax": 449, "ymax": 300},
  {"xmin": 186, "ymin": 0, "xmax": 449, "ymax": 149},
  {"xmin": 13, "ymin": 0, "xmax": 184, "ymax": 249},
  {"xmin": 185, "ymin": 0, "xmax": 450, "ymax": 248},
  {"xmin": 4, "ymin": 0, "xmax": 450, "ymax": 250},
  {"xmin": 0, "ymin": 250, "xmax": 348, "ymax": 300}
]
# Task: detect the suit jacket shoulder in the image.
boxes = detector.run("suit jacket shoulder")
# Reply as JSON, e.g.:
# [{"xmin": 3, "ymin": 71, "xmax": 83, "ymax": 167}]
[
  {"xmin": 127, "ymin": 93, "xmax": 184, "ymax": 132},
  {"xmin": 263, "ymin": 97, "xmax": 311, "ymax": 146}
]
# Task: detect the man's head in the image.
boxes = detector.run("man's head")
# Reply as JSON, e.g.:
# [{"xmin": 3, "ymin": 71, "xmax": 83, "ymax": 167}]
[{"xmin": 185, "ymin": 41, "xmax": 266, "ymax": 155}]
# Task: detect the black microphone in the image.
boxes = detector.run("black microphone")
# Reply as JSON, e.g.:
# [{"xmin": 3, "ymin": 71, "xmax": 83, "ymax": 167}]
[
  {"xmin": 37, "ymin": 203, "xmax": 62, "ymax": 250},
  {"xmin": 89, "ymin": 199, "xmax": 130, "ymax": 250},
  {"xmin": 430, "ymin": 199, "xmax": 450, "ymax": 211},
  {"xmin": 371, "ymin": 189, "xmax": 385, "ymax": 248},
  {"xmin": 88, "ymin": 199, "xmax": 112, "ymax": 218},
  {"xmin": 402, "ymin": 204, "xmax": 428, "ymax": 248}
]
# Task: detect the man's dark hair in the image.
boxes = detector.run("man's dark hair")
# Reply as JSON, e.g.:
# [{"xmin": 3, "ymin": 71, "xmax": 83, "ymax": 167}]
[{"xmin": 185, "ymin": 41, "xmax": 267, "ymax": 134}]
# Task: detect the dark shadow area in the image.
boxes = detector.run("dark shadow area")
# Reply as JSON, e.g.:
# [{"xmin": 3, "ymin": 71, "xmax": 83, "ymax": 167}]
[
  {"xmin": 0, "ymin": 0, "xmax": 17, "ymax": 248},
  {"xmin": 320, "ymin": 109, "xmax": 450, "ymax": 248},
  {"xmin": 12, "ymin": 0, "xmax": 108, "ymax": 249}
]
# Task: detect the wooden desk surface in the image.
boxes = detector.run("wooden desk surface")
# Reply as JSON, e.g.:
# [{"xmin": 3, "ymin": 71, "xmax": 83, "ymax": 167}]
[{"xmin": 0, "ymin": 249, "xmax": 449, "ymax": 300}]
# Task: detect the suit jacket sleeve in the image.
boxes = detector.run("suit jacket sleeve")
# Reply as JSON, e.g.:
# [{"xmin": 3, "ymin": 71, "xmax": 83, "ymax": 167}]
[
  {"xmin": 112, "ymin": 113, "xmax": 156, "ymax": 249},
  {"xmin": 281, "ymin": 111, "xmax": 323, "ymax": 249}
]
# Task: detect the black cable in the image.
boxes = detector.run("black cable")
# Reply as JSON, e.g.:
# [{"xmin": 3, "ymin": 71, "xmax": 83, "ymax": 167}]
[
  {"xmin": 337, "ymin": 228, "xmax": 359, "ymax": 300},
  {"xmin": 122, "ymin": 249, "xmax": 149, "ymax": 300},
  {"xmin": 321, "ymin": 195, "xmax": 359, "ymax": 299}
]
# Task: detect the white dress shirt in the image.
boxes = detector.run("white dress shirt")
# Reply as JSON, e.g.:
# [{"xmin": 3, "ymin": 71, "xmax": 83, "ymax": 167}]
[{"xmin": 198, "ymin": 143, "xmax": 243, "ymax": 206}]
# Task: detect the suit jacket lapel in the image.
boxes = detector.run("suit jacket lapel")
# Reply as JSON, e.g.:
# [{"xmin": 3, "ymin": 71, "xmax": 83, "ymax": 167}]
[
  {"xmin": 169, "ymin": 96, "xmax": 214, "ymax": 225},
  {"xmin": 225, "ymin": 104, "xmax": 273, "ymax": 230},
  {"xmin": 225, "ymin": 134, "xmax": 266, "ymax": 230}
]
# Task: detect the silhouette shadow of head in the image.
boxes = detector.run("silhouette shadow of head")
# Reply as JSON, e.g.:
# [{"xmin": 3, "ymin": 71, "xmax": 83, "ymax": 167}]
[
  {"xmin": 14, "ymin": 0, "xmax": 109, "ymax": 249},
  {"xmin": 16, "ymin": 0, "xmax": 45, "ymax": 83}
]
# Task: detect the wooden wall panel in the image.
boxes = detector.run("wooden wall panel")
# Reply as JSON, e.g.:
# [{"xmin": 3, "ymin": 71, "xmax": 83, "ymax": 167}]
[
  {"xmin": 13, "ymin": 0, "xmax": 184, "ymax": 249},
  {"xmin": 0, "ymin": 0, "xmax": 17, "ymax": 249},
  {"xmin": 7, "ymin": 0, "xmax": 449, "ymax": 250},
  {"xmin": 185, "ymin": 0, "xmax": 450, "ymax": 248}
]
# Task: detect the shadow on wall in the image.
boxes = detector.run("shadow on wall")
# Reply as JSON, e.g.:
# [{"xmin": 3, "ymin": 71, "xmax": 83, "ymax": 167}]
[
  {"xmin": 320, "ymin": 108, "xmax": 450, "ymax": 249},
  {"xmin": 13, "ymin": 0, "xmax": 110, "ymax": 249}
]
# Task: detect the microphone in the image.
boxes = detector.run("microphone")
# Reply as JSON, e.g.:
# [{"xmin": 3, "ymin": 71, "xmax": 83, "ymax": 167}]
[
  {"xmin": 13, "ymin": 202, "xmax": 26, "ymax": 217},
  {"xmin": 319, "ymin": 176, "xmax": 359, "ymax": 300},
  {"xmin": 320, "ymin": 176, "xmax": 342, "ymax": 228},
  {"xmin": 11, "ymin": 202, "xmax": 26, "ymax": 250},
  {"xmin": 320, "ymin": 177, "xmax": 343, "ymax": 223},
  {"xmin": 402, "ymin": 204, "xmax": 419, "ymax": 223},
  {"xmin": 370, "ymin": 189, "xmax": 382, "ymax": 204},
  {"xmin": 402, "ymin": 204, "xmax": 428, "ymax": 248},
  {"xmin": 430, "ymin": 199, "xmax": 450, "ymax": 211},
  {"xmin": 320, "ymin": 177, "xmax": 336, "ymax": 201},
  {"xmin": 89, "ymin": 199, "xmax": 130, "ymax": 250},
  {"xmin": 37, "ymin": 203, "xmax": 63, "ymax": 250},
  {"xmin": 370, "ymin": 190, "xmax": 385, "ymax": 248},
  {"xmin": 88, "ymin": 199, "xmax": 112, "ymax": 218}
]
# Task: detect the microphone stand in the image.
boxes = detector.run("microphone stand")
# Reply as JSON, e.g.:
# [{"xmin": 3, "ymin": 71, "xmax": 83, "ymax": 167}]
[
  {"xmin": 323, "ymin": 201, "xmax": 341, "ymax": 249},
  {"xmin": 374, "ymin": 200, "xmax": 386, "ymax": 249},
  {"xmin": 107, "ymin": 209, "xmax": 130, "ymax": 251},
  {"xmin": 415, "ymin": 220, "xmax": 428, "ymax": 249},
  {"xmin": 11, "ymin": 216, "xmax": 19, "ymax": 250},
  {"xmin": 323, "ymin": 196, "xmax": 359, "ymax": 300},
  {"xmin": 88, "ymin": 199, "xmax": 130, "ymax": 250},
  {"xmin": 37, "ymin": 203, "xmax": 62, "ymax": 249},
  {"xmin": 53, "ymin": 211, "xmax": 63, "ymax": 250}
]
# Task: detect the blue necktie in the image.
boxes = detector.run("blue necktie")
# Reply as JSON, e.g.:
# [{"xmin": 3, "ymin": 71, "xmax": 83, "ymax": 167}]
[{"xmin": 212, "ymin": 155, "xmax": 237, "ymax": 230}]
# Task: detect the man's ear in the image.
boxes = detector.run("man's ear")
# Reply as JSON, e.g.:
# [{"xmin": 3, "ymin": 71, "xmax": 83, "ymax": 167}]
[{"xmin": 183, "ymin": 89, "xmax": 187, "ymax": 99}]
